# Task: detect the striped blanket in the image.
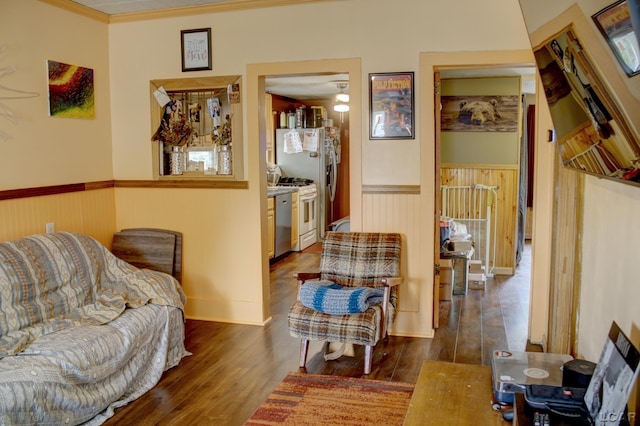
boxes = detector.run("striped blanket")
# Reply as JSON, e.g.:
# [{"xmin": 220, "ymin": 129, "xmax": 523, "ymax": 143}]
[
  {"xmin": 0, "ymin": 232, "xmax": 187, "ymax": 425},
  {"xmin": 299, "ymin": 281, "xmax": 384, "ymax": 315},
  {"xmin": 0, "ymin": 232, "xmax": 185, "ymax": 358}
]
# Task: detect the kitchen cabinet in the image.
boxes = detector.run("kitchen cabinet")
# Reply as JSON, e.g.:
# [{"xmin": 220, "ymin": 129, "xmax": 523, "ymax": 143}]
[
  {"xmin": 291, "ymin": 191, "xmax": 298, "ymax": 249},
  {"xmin": 267, "ymin": 196, "xmax": 275, "ymax": 259},
  {"xmin": 265, "ymin": 93, "xmax": 275, "ymax": 165}
]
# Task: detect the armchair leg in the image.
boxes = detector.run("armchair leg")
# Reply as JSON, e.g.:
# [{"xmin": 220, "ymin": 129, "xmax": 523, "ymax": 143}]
[
  {"xmin": 299, "ymin": 340, "xmax": 310, "ymax": 369},
  {"xmin": 364, "ymin": 345, "xmax": 373, "ymax": 375}
]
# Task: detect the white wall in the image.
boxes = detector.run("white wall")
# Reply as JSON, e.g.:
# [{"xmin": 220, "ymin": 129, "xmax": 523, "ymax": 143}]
[{"xmin": 580, "ymin": 177, "xmax": 640, "ymax": 361}]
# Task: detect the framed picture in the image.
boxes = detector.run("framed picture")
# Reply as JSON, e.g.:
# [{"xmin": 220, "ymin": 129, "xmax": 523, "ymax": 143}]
[
  {"xmin": 440, "ymin": 95, "xmax": 519, "ymax": 132},
  {"xmin": 369, "ymin": 72, "xmax": 414, "ymax": 139},
  {"xmin": 593, "ymin": 0, "xmax": 640, "ymax": 77},
  {"xmin": 180, "ymin": 28, "xmax": 212, "ymax": 72},
  {"xmin": 47, "ymin": 60, "xmax": 95, "ymax": 119}
]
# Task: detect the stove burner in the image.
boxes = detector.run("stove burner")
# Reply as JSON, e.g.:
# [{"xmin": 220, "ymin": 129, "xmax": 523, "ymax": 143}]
[{"xmin": 277, "ymin": 177, "xmax": 314, "ymax": 187}]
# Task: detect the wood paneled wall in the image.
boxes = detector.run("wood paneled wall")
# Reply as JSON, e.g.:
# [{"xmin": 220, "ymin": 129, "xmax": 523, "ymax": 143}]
[
  {"xmin": 441, "ymin": 165, "xmax": 519, "ymax": 274},
  {"xmin": 0, "ymin": 189, "xmax": 117, "ymax": 247},
  {"xmin": 361, "ymin": 191, "xmax": 434, "ymax": 338}
]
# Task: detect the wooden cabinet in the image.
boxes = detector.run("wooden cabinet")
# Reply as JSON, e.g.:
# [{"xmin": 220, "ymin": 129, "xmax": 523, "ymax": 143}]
[
  {"xmin": 265, "ymin": 93, "xmax": 275, "ymax": 165},
  {"xmin": 267, "ymin": 196, "xmax": 275, "ymax": 259},
  {"xmin": 291, "ymin": 191, "xmax": 298, "ymax": 249}
]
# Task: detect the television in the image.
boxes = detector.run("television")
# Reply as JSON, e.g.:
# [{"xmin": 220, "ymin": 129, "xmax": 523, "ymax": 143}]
[{"xmin": 518, "ymin": 0, "xmax": 640, "ymax": 188}]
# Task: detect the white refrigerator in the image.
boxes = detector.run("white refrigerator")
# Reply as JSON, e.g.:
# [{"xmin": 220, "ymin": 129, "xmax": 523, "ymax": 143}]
[{"xmin": 275, "ymin": 127, "xmax": 339, "ymax": 239}]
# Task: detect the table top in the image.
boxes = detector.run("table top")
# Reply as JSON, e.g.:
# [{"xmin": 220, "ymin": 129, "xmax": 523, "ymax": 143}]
[{"xmin": 404, "ymin": 360, "xmax": 509, "ymax": 425}]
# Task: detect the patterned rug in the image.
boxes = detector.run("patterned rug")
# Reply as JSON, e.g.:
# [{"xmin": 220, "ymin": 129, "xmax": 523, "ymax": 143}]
[{"xmin": 245, "ymin": 372, "xmax": 414, "ymax": 425}]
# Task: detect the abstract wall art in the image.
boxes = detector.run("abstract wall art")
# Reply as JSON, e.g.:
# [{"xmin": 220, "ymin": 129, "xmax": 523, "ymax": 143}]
[{"xmin": 47, "ymin": 60, "xmax": 95, "ymax": 119}]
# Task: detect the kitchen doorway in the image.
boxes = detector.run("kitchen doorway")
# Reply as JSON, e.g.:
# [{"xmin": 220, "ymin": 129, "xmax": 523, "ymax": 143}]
[
  {"xmin": 266, "ymin": 73, "xmax": 351, "ymax": 237},
  {"xmin": 247, "ymin": 58, "xmax": 362, "ymax": 321}
]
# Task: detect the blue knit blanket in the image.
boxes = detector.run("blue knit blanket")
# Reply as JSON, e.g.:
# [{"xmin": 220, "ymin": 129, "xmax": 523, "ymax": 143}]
[{"xmin": 299, "ymin": 281, "xmax": 385, "ymax": 315}]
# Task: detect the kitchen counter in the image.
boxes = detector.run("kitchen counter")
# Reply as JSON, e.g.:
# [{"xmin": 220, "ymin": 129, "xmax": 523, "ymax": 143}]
[{"xmin": 267, "ymin": 186, "xmax": 298, "ymax": 197}]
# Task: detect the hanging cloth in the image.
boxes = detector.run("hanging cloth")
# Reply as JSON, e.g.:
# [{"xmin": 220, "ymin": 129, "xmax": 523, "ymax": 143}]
[
  {"xmin": 283, "ymin": 129, "xmax": 303, "ymax": 153},
  {"xmin": 303, "ymin": 129, "xmax": 319, "ymax": 152}
]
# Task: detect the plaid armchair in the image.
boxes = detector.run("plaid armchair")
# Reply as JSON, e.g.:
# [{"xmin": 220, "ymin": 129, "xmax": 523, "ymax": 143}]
[{"xmin": 288, "ymin": 232, "xmax": 403, "ymax": 375}]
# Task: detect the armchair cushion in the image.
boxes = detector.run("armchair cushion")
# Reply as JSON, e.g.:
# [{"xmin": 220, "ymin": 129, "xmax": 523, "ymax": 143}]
[
  {"xmin": 298, "ymin": 281, "xmax": 385, "ymax": 315},
  {"xmin": 289, "ymin": 302, "xmax": 389, "ymax": 347}
]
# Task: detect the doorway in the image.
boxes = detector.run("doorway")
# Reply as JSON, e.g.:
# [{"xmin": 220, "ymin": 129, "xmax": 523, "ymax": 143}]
[
  {"xmin": 420, "ymin": 50, "xmax": 538, "ymax": 331},
  {"xmin": 246, "ymin": 58, "xmax": 362, "ymax": 321},
  {"xmin": 266, "ymin": 73, "xmax": 350, "ymax": 234}
]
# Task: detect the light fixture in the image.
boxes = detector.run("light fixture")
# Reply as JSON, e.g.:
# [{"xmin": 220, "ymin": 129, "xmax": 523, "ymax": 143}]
[
  {"xmin": 334, "ymin": 103, "xmax": 349, "ymax": 112},
  {"xmin": 333, "ymin": 82, "xmax": 350, "ymax": 112}
]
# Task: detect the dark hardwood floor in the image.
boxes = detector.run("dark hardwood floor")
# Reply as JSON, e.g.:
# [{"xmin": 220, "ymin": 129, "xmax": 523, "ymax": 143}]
[{"xmin": 106, "ymin": 243, "xmax": 531, "ymax": 425}]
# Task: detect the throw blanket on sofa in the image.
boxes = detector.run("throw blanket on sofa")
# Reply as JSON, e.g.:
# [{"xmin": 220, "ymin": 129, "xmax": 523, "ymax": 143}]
[
  {"xmin": 0, "ymin": 232, "xmax": 186, "ymax": 357},
  {"xmin": 0, "ymin": 232, "xmax": 187, "ymax": 425},
  {"xmin": 299, "ymin": 281, "xmax": 385, "ymax": 315}
]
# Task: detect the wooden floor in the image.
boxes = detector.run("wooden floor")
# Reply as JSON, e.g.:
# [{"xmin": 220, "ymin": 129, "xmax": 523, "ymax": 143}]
[{"xmin": 106, "ymin": 243, "xmax": 531, "ymax": 425}]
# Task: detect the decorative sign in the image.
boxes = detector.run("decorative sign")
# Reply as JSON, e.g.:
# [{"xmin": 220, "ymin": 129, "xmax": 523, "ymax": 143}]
[{"xmin": 181, "ymin": 28, "xmax": 212, "ymax": 72}]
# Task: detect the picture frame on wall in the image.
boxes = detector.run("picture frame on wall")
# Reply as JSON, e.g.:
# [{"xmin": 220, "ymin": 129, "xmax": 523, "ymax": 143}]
[
  {"xmin": 369, "ymin": 72, "xmax": 414, "ymax": 140},
  {"xmin": 592, "ymin": 0, "xmax": 640, "ymax": 77},
  {"xmin": 181, "ymin": 28, "xmax": 212, "ymax": 72}
]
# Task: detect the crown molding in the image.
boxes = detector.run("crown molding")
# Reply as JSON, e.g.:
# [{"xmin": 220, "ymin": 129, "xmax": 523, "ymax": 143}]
[
  {"xmin": 38, "ymin": 0, "xmax": 110, "ymax": 23},
  {"xmin": 39, "ymin": 0, "xmax": 340, "ymax": 24}
]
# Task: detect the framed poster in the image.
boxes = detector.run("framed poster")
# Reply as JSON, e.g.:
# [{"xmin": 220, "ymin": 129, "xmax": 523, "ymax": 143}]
[
  {"xmin": 593, "ymin": 0, "xmax": 640, "ymax": 77},
  {"xmin": 181, "ymin": 28, "xmax": 212, "ymax": 72},
  {"xmin": 369, "ymin": 72, "xmax": 414, "ymax": 139}
]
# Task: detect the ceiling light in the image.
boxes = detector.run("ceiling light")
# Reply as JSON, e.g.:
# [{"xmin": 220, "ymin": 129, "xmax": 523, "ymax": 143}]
[
  {"xmin": 333, "ymin": 82, "xmax": 349, "ymax": 112},
  {"xmin": 336, "ymin": 93, "xmax": 350, "ymax": 103}
]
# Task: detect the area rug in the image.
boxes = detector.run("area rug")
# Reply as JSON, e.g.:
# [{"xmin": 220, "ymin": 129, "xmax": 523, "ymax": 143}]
[{"xmin": 245, "ymin": 372, "xmax": 414, "ymax": 425}]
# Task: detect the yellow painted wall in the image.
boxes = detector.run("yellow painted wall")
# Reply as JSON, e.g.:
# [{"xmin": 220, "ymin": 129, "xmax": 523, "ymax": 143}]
[
  {"xmin": 114, "ymin": 187, "xmax": 265, "ymax": 324},
  {"xmin": 0, "ymin": 189, "xmax": 116, "ymax": 247},
  {"xmin": 0, "ymin": 0, "xmax": 113, "ymax": 191},
  {"xmin": 107, "ymin": 0, "xmax": 532, "ymax": 331}
]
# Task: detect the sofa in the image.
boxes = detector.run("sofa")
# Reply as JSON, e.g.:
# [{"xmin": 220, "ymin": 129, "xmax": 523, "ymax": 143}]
[{"xmin": 0, "ymin": 232, "xmax": 188, "ymax": 425}]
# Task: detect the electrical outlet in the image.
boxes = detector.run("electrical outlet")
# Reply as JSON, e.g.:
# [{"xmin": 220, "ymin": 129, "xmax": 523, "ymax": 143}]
[{"xmin": 45, "ymin": 223, "xmax": 55, "ymax": 234}]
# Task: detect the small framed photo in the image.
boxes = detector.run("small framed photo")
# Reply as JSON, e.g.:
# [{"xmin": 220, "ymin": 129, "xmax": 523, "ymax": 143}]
[
  {"xmin": 180, "ymin": 28, "xmax": 212, "ymax": 72},
  {"xmin": 369, "ymin": 72, "xmax": 414, "ymax": 139},
  {"xmin": 592, "ymin": 0, "xmax": 640, "ymax": 77}
]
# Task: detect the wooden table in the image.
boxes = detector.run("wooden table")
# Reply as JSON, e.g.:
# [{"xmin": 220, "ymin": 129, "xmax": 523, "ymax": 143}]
[{"xmin": 404, "ymin": 360, "xmax": 509, "ymax": 425}]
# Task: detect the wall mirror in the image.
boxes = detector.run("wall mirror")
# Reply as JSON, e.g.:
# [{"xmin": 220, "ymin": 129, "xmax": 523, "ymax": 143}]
[
  {"xmin": 150, "ymin": 75, "xmax": 244, "ymax": 180},
  {"xmin": 536, "ymin": 28, "xmax": 640, "ymax": 182},
  {"xmin": 518, "ymin": 1, "xmax": 640, "ymax": 187}
]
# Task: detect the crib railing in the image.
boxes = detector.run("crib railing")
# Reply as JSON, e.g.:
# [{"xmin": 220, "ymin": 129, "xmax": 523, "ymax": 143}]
[{"xmin": 441, "ymin": 184, "xmax": 498, "ymax": 277}]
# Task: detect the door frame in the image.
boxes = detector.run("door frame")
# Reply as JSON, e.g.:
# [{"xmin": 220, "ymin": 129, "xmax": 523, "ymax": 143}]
[
  {"xmin": 246, "ymin": 58, "xmax": 362, "ymax": 321},
  {"xmin": 419, "ymin": 50, "xmax": 539, "ymax": 330}
]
